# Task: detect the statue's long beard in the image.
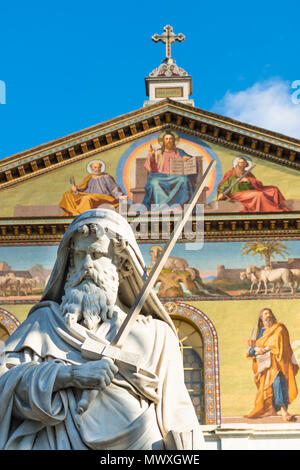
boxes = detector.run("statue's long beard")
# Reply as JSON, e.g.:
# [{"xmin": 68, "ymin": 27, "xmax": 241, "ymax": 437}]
[{"xmin": 60, "ymin": 260, "xmax": 119, "ymax": 330}]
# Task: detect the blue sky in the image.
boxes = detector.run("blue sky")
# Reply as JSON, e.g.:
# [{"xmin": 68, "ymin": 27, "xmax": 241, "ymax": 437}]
[{"xmin": 0, "ymin": 0, "xmax": 300, "ymax": 160}]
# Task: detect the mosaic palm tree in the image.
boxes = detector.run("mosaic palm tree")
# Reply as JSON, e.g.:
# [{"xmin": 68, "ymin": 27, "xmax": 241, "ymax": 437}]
[{"xmin": 241, "ymin": 241, "xmax": 290, "ymax": 268}]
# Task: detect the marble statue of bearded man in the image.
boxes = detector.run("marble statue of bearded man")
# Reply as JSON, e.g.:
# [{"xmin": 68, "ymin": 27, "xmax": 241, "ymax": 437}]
[{"xmin": 0, "ymin": 209, "xmax": 205, "ymax": 450}]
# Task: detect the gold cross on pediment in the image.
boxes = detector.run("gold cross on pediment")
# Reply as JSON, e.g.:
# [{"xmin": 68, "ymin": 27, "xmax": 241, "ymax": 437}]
[{"xmin": 152, "ymin": 25, "xmax": 185, "ymax": 61}]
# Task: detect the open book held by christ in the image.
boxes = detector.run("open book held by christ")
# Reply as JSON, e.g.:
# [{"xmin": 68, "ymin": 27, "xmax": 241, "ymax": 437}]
[{"xmin": 169, "ymin": 156, "xmax": 197, "ymax": 175}]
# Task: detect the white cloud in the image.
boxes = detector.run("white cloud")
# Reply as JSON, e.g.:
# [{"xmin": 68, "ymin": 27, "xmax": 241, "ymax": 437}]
[{"xmin": 211, "ymin": 78, "xmax": 300, "ymax": 140}]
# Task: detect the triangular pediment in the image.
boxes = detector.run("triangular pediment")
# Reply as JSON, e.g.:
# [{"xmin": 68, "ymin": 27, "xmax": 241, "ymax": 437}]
[
  {"xmin": 1, "ymin": 99, "xmax": 300, "ymax": 224},
  {"xmin": 1, "ymin": 98, "xmax": 300, "ymax": 187}
]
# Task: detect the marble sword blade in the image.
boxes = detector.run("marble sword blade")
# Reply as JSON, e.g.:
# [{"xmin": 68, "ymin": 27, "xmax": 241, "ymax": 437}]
[
  {"xmin": 111, "ymin": 159, "xmax": 216, "ymax": 348},
  {"xmin": 77, "ymin": 159, "xmax": 215, "ymax": 414}
]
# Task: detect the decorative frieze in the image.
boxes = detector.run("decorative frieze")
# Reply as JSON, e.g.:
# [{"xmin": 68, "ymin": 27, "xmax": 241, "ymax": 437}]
[
  {"xmin": 56, "ymin": 151, "xmax": 63, "ymax": 163},
  {"xmin": 68, "ymin": 147, "xmax": 76, "ymax": 157},
  {"xmin": 43, "ymin": 156, "xmax": 51, "ymax": 167},
  {"xmin": 92, "ymin": 138, "xmax": 101, "ymax": 149},
  {"xmin": 4, "ymin": 170, "xmax": 13, "ymax": 181},
  {"xmin": 105, "ymin": 134, "xmax": 113, "ymax": 145},
  {"xmin": 154, "ymin": 116, "xmax": 161, "ymax": 127},
  {"xmin": 80, "ymin": 142, "xmax": 88, "ymax": 153},
  {"xmin": 165, "ymin": 113, "xmax": 171, "ymax": 123},
  {"xmin": 17, "ymin": 166, "xmax": 25, "ymax": 177},
  {"xmin": 30, "ymin": 161, "xmax": 38, "ymax": 172},
  {"xmin": 130, "ymin": 125, "xmax": 137, "ymax": 135},
  {"xmin": 142, "ymin": 120, "xmax": 150, "ymax": 131},
  {"xmin": 118, "ymin": 129, "xmax": 125, "ymax": 140}
]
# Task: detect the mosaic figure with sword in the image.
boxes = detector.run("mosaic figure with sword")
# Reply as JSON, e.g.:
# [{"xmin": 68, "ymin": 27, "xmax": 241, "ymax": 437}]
[{"xmin": 217, "ymin": 156, "xmax": 287, "ymax": 212}]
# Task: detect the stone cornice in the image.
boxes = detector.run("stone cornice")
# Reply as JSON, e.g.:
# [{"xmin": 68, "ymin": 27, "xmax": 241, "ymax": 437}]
[{"xmin": 0, "ymin": 213, "xmax": 300, "ymax": 245}]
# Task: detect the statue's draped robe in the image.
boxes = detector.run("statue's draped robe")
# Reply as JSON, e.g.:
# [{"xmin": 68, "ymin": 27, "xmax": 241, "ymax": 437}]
[
  {"xmin": 246, "ymin": 322, "xmax": 298, "ymax": 418},
  {"xmin": 59, "ymin": 174, "xmax": 123, "ymax": 216},
  {"xmin": 0, "ymin": 302, "xmax": 203, "ymax": 450},
  {"xmin": 217, "ymin": 170, "xmax": 288, "ymax": 212},
  {"xmin": 142, "ymin": 149, "xmax": 195, "ymax": 209}
]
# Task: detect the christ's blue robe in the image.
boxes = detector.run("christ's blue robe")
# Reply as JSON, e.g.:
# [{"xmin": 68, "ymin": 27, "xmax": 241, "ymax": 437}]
[{"xmin": 142, "ymin": 150, "xmax": 195, "ymax": 209}]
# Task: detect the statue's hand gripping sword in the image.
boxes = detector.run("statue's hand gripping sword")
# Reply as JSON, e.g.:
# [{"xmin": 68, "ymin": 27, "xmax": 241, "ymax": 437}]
[{"xmin": 69, "ymin": 159, "xmax": 216, "ymax": 414}]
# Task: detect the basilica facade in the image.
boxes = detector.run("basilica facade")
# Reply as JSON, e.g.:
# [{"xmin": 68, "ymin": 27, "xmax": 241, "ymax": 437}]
[{"xmin": 1, "ymin": 26, "xmax": 300, "ymax": 449}]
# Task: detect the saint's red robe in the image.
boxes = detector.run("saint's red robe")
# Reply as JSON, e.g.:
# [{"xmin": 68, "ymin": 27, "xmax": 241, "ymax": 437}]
[{"xmin": 217, "ymin": 170, "xmax": 288, "ymax": 212}]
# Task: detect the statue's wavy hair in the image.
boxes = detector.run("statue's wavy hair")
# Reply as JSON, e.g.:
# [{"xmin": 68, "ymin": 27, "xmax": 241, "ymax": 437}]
[{"xmin": 68, "ymin": 223, "xmax": 129, "ymax": 271}]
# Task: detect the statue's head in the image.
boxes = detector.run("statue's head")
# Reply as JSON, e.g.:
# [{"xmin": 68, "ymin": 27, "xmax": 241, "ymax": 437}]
[
  {"xmin": 40, "ymin": 209, "xmax": 176, "ymax": 332},
  {"xmin": 60, "ymin": 223, "xmax": 120, "ymax": 330}
]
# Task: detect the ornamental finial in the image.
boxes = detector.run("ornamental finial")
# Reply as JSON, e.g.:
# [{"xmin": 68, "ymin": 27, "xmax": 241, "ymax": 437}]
[{"xmin": 152, "ymin": 25, "xmax": 185, "ymax": 63}]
